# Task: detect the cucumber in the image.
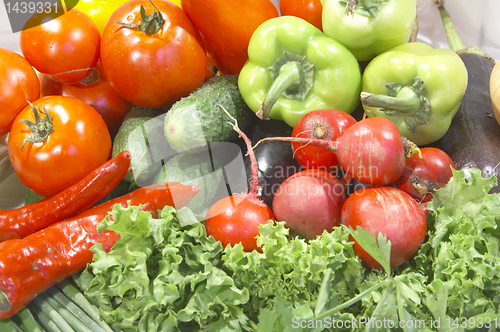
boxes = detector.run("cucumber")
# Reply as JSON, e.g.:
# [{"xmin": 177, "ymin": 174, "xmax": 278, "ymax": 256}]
[
  {"xmin": 163, "ymin": 75, "xmax": 257, "ymax": 152},
  {"xmin": 153, "ymin": 148, "xmax": 222, "ymax": 215},
  {"xmin": 112, "ymin": 107, "xmax": 167, "ymax": 184}
]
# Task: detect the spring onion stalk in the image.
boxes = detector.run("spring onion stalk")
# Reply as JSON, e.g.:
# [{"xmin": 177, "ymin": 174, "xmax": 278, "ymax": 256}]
[
  {"xmin": 45, "ymin": 287, "xmax": 109, "ymax": 332},
  {"xmin": 0, "ymin": 316, "xmax": 25, "ymax": 332},
  {"xmin": 27, "ymin": 303, "xmax": 64, "ymax": 332},
  {"xmin": 16, "ymin": 307, "xmax": 46, "ymax": 332},
  {"xmin": 56, "ymin": 279, "xmax": 115, "ymax": 332},
  {"xmin": 32, "ymin": 295, "xmax": 76, "ymax": 332},
  {"xmin": 39, "ymin": 293, "xmax": 95, "ymax": 332}
]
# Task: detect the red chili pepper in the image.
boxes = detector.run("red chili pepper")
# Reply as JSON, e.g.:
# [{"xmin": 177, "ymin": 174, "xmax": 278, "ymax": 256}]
[
  {"xmin": 0, "ymin": 151, "xmax": 132, "ymax": 242},
  {"xmin": 0, "ymin": 182, "xmax": 199, "ymax": 319}
]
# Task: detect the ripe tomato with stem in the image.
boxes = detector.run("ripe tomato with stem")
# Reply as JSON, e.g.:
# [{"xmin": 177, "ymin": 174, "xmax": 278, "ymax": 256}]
[{"xmin": 8, "ymin": 96, "xmax": 112, "ymax": 197}]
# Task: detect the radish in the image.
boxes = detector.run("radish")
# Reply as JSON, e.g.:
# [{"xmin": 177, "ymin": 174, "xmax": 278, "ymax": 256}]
[
  {"xmin": 341, "ymin": 186, "xmax": 427, "ymax": 269},
  {"xmin": 204, "ymin": 107, "xmax": 275, "ymax": 252},
  {"xmin": 272, "ymin": 169, "xmax": 346, "ymax": 240},
  {"xmin": 256, "ymin": 117, "xmax": 409, "ymax": 186},
  {"xmin": 290, "ymin": 109, "xmax": 357, "ymax": 173}
]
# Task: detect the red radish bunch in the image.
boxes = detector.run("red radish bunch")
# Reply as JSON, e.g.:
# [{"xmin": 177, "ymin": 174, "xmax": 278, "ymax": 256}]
[
  {"xmin": 204, "ymin": 108, "xmax": 274, "ymax": 252},
  {"xmin": 258, "ymin": 114, "xmax": 408, "ymax": 186},
  {"xmin": 255, "ymin": 109, "xmax": 456, "ymax": 269},
  {"xmin": 272, "ymin": 169, "xmax": 346, "ymax": 240}
]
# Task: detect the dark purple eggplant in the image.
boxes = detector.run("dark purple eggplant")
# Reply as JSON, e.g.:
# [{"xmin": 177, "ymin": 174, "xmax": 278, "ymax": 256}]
[
  {"xmin": 428, "ymin": 3, "xmax": 500, "ymax": 193},
  {"xmin": 239, "ymin": 119, "xmax": 302, "ymax": 208}
]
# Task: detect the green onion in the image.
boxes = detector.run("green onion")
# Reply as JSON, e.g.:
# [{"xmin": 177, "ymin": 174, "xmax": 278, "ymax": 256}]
[
  {"xmin": 0, "ymin": 316, "xmax": 25, "ymax": 332},
  {"xmin": 32, "ymin": 295, "xmax": 76, "ymax": 332},
  {"xmin": 16, "ymin": 307, "xmax": 46, "ymax": 332},
  {"xmin": 39, "ymin": 292, "xmax": 95, "ymax": 332},
  {"xmin": 27, "ymin": 303, "xmax": 63, "ymax": 332},
  {"xmin": 56, "ymin": 278, "xmax": 114, "ymax": 332},
  {"xmin": 45, "ymin": 286, "xmax": 110, "ymax": 332}
]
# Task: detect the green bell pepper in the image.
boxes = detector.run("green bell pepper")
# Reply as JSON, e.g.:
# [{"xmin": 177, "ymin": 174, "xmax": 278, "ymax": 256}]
[
  {"xmin": 237, "ymin": 16, "xmax": 361, "ymax": 128},
  {"xmin": 360, "ymin": 42, "xmax": 468, "ymax": 146},
  {"xmin": 321, "ymin": 0, "xmax": 417, "ymax": 62}
]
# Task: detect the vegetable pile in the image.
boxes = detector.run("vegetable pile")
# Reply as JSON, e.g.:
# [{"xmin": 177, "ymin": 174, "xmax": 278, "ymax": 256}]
[
  {"xmin": 1, "ymin": 0, "xmax": 500, "ymax": 331},
  {"xmin": 69, "ymin": 168, "xmax": 500, "ymax": 331}
]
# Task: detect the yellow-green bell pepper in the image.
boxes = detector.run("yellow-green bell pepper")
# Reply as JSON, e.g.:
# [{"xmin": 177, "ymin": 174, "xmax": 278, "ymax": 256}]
[
  {"xmin": 321, "ymin": 0, "xmax": 417, "ymax": 62},
  {"xmin": 237, "ymin": 16, "xmax": 361, "ymax": 128},
  {"xmin": 361, "ymin": 42, "xmax": 468, "ymax": 146}
]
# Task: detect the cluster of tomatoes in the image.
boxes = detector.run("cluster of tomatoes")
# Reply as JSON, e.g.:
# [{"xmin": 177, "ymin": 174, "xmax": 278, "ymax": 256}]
[{"xmin": 0, "ymin": 0, "xmax": 216, "ymax": 198}]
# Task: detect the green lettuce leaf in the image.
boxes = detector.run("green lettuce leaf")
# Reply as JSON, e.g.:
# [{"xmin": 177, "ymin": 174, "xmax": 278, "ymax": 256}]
[
  {"xmin": 76, "ymin": 204, "xmax": 249, "ymax": 332},
  {"xmin": 425, "ymin": 168, "xmax": 500, "ymax": 323}
]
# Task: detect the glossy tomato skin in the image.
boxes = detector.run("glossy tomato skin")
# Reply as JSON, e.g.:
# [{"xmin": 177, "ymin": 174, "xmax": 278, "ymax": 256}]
[
  {"xmin": 39, "ymin": 62, "xmax": 133, "ymax": 137},
  {"xmin": 279, "ymin": 0, "xmax": 323, "ymax": 31},
  {"xmin": 100, "ymin": 0, "xmax": 206, "ymax": 109},
  {"xmin": 20, "ymin": 8, "xmax": 100, "ymax": 84},
  {"xmin": 393, "ymin": 147, "xmax": 456, "ymax": 203},
  {"xmin": 340, "ymin": 186, "xmax": 427, "ymax": 269},
  {"xmin": 291, "ymin": 109, "xmax": 357, "ymax": 173},
  {"xmin": 8, "ymin": 96, "xmax": 112, "ymax": 197},
  {"xmin": 181, "ymin": 0, "xmax": 279, "ymax": 75},
  {"xmin": 0, "ymin": 48, "xmax": 40, "ymax": 136},
  {"xmin": 205, "ymin": 195, "xmax": 275, "ymax": 252}
]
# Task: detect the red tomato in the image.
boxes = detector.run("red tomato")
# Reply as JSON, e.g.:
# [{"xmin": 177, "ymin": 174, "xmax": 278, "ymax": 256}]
[
  {"xmin": 181, "ymin": 0, "xmax": 279, "ymax": 75},
  {"xmin": 393, "ymin": 147, "xmax": 456, "ymax": 203},
  {"xmin": 0, "ymin": 48, "xmax": 40, "ymax": 136},
  {"xmin": 341, "ymin": 187, "xmax": 427, "ymax": 269},
  {"xmin": 39, "ymin": 62, "xmax": 133, "ymax": 137},
  {"xmin": 8, "ymin": 96, "xmax": 112, "ymax": 197},
  {"xmin": 205, "ymin": 194, "xmax": 275, "ymax": 252},
  {"xmin": 291, "ymin": 109, "xmax": 357, "ymax": 173},
  {"xmin": 100, "ymin": 0, "xmax": 206, "ymax": 109},
  {"xmin": 20, "ymin": 7, "xmax": 100, "ymax": 84},
  {"xmin": 279, "ymin": 0, "xmax": 323, "ymax": 31}
]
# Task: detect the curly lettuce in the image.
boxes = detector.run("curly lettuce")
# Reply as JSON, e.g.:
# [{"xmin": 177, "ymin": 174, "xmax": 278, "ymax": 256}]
[{"xmin": 76, "ymin": 168, "xmax": 500, "ymax": 332}]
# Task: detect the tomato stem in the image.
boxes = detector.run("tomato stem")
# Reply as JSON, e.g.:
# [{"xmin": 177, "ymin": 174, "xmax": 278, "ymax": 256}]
[
  {"xmin": 113, "ymin": 0, "xmax": 164, "ymax": 35},
  {"xmin": 19, "ymin": 102, "xmax": 53, "ymax": 150}
]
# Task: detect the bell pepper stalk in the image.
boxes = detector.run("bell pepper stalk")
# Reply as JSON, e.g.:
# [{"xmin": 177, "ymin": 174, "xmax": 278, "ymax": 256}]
[
  {"xmin": 359, "ymin": 42, "xmax": 468, "ymax": 146},
  {"xmin": 238, "ymin": 16, "xmax": 361, "ymax": 128},
  {"xmin": 320, "ymin": 0, "xmax": 417, "ymax": 62}
]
